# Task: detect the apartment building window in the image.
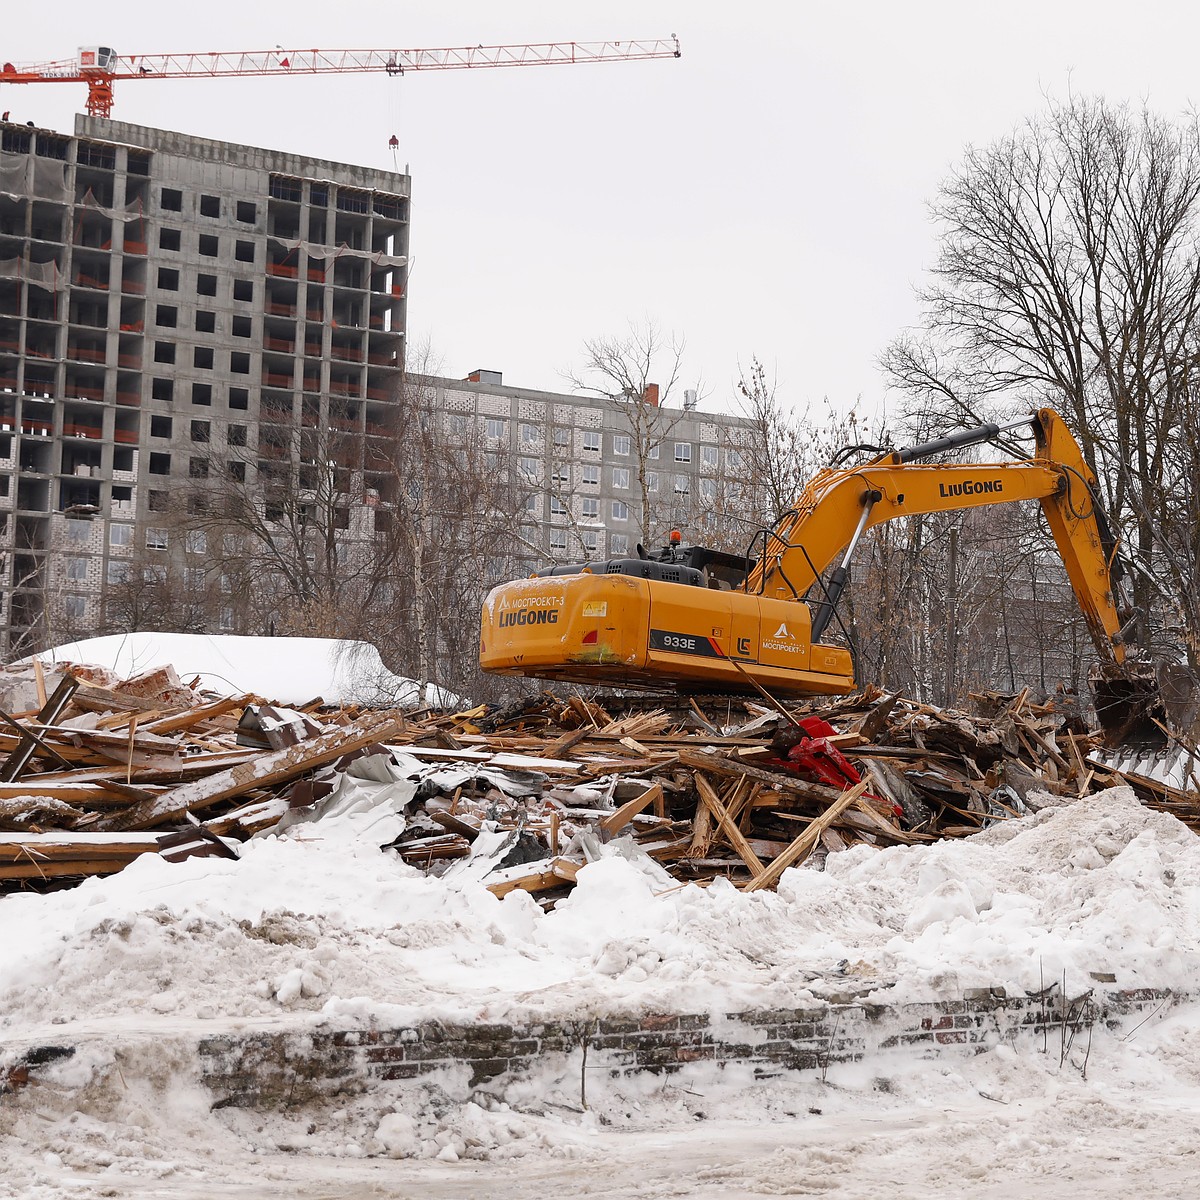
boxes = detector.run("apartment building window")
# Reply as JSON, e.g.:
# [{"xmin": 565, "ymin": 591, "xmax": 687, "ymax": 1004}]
[
  {"xmin": 674, "ymin": 474, "xmax": 690, "ymax": 494},
  {"xmin": 701, "ymin": 445, "xmax": 719, "ymax": 468},
  {"xmin": 161, "ymin": 188, "xmax": 183, "ymax": 211},
  {"xmin": 233, "ymin": 279, "xmax": 253, "ymax": 302},
  {"xmin": 146, "ymin": 527, "xmax": 169, "ymax": 550},
  {"xmin": 63, "ymin": 596, "xmax": 86, "ymax": 620},
  {"xmin": 582, "ymin": 465, "xmax": 600, "ymax": 485},
  {"xmin": 549, "ymin": 528, "xmax": 568, "ymax": 552},
  {"xmin": 66, "ymin": 520, "xmax": 90, "ymax": 544},
  {"xmin": 232, "ymin": 316, "xmax": 252, "ymax": 338},
  {"xmin": 148, "ymin": 490, "xmax": 168, "ymax": 511},
  {"xmin": 613, "ymin": 434, "xmax": 631, "ymax": 456},
  {"xmin": 611, "ymin": 500, "xmax": 629, "ymax": 521},
  {"xmin": 200, "ymin": 194, "xmax": 220, "ymax": 218},
  {"xmin": 193, "ymin": 383, "xmax": 212, "ymax": 406},
  {"xmin": 727, "ymin": 448, "xmax": 744, "ymax": 470},
  {"xmin": 66, "ymin": 556, "xmax": 88, "ymax": 581},
  {"xmin": 229, "ymin": 388, "xmax": 249, "ymax": 410},
  {"xmin": 582, "ymin": 431, "xmax": 601, "ymax": 452},
  {"xmin": 553, "ymin": 427, "xmax": 570, "ymax": 449},
  {"xmin": 581, "ymin": 498, "xmax": 600, "ymax": 519},
  {"xmin": 611, "ymin": 533, "xmax": 629, "ymax": 556},
  {"xmin": 550, "ymin": 496, "xmax": 568, "ymax": 515},
  {"xmin": 612, "ymin": 467, "xmax": 629, "ymax": 489},
  {"xmin": 150, "ymin": 415, "xmax": 172, "ymax": 438},
  {"xmin": 229, "ymin": 461, "xmax": 246, "ymax": 481},
  {"xmin": 229, "ymin": 425, "xmax": 247, "ymax": 447},
  {"xmin": 197, "ymin": 273, "xmax": 217, "ymax": 296},
  {"xmin": 109, "ymin": 523, "xmax": 132, "ymax": 548},
  {"xmin": 524, "ymin": 494, "xmax": 541, "ymax": 515},
  {"xmin": 152, "ymin": 377, "xmax": 173, "ymax": 401},
  {"xmin": 107, "ymin": 561, "xmax": 130, "ymax": 584},
  {"xmin": 235, "ymin": 240, "xmax": 255, "ymax": 263},
  {"xmin": 157, "ymin": 267, "xmax": 179, "ymax": 290},
  {"xmin": 196, "ymin": 310, "xmax": 216, "ymax": 333},
  {"xmin": 185, "ymin": 530, "xmax": 207, "ymax": 555},
  {"xmin": 519, "ymin": 456, "xmax": 539, "ymax": 479},
  {"xmin": 231, "ymin": 352, "xmax": 250, "ymax": 374},
  {"xmin": 186, "ymin": 567, "xmax": 206, "ymax": 590},
  {"xmin": 520, "ymin": 423, "xmax": 539, "ymax": 444},
  {"xmin": 149, "ymin": 452, "xmax": 170, "ymax": 475},
  {"xmin": 551, "ymin": 464, "xmax": 570, "ymax": 486},
  {"xmin": 582, "ymin": 530, "xmax": 599, "ymax": 553},
  {"xmin": 190, "ymin": 457, "xmax": 209, "ymax": 478},
  {"xmin": 198, "ymin": 234, "xmax": 219, "ymax": 257},
  {"xmin": 485, "ymin": 418, "xmax": 506, "ymax": 439},
  {"xmin": 194, "ymin": 347, "xmax": 214, "ymax": 369},
  {"xmin": 674, "ymin": 442, "xmax": 692, "ymax": 463},
  {"xmin": 700, "ymin": 478, "xmax": 717, "ymax": 501},
  {"xmin": 191, "ymin": 420, "xmax": 210, "ymax": 442},
  {"xmin": 159, "ymin": 228, "xmax": 181, "ymax": 251},
  {"xmin": 155, "ymin": 304, "xmax": 177, "ymax": 328},
  {"xmin": 236, "ymin": 200, "xmax": 257, "ymax": 223},
  {"xmin": 154, "ymin": 342, "xmax": 175, "ymax": 364},
  {"xmin": 648, "ymin": 444, "xmax": 659, "ymax": 460}
]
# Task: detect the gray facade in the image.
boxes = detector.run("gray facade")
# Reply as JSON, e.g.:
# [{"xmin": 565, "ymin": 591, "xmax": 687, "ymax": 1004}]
[
  {"xmin": 0, "ymin": 115, "xmax": 408, "ymax": 654},
  {"xmin": 430, "ymin": 373, "xmax": 759, "ymax": 579}
]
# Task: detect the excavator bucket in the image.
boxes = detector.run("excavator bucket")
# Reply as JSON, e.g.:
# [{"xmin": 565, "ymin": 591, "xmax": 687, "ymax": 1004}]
[{"xmin": 1090, "ymin": 662, "xmax": 1200, "ymax": 749}]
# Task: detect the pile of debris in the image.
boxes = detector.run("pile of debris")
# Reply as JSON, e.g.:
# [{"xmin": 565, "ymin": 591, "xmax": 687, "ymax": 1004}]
[{"xmin": 0, "ymin": 659, "xmax": 1189, "ymax": 901}]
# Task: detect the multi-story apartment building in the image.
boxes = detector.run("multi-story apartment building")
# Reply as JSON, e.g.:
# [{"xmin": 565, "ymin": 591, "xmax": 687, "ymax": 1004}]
[
  {"xmin": 430, "ymin": 370, "xmax": 760, "ymax": 576},
  {"xmin": 0, "ymin": 114, "xmax": 408, "ymax": 654},
  {"xmin": 0, "ymin": 114, "xmax": 762, "ymax": 660}
]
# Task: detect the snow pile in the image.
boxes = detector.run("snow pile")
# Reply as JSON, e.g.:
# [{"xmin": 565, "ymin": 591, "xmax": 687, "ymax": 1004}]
[
  {"xmin": 0, "ymin": 787, "xmax": 1197, "ymax": 1047},
  {"xmin": 29, "ymin": 631, "xmax": 457, "ymax": 707},
  {"xmin": 3, "ymin": 786, "xmax": 1200, "ymax": 1195}
]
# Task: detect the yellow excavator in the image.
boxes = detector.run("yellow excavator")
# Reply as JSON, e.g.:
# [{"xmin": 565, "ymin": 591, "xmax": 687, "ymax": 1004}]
[{"xmin": 479, "ymin": 408, "xmax": 1166, "ymax": 744}]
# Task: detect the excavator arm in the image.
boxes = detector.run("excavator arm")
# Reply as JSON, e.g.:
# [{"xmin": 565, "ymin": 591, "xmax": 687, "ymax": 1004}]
[{"xmin": 750, "ymin": 408, "xmax": 1126, "ymax": 667}]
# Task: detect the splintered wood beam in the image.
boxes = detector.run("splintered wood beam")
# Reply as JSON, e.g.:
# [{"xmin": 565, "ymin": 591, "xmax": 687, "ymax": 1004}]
[
  {"xmin": 141, "ymin": 696, "xmax": 245, "ymax": 735},
  {"xmin": 694, "ymin": 773, "xmax": 764, "ymax": 876},
  {"xmin": 743, "ymin": 780, "xmax": 869, "ymax": 892},
  {"xmin": 485, "ymin": 857, "xmax": 582, "ymax": 898},
  {"xmin": 600, "ymin": 783, "xmax": 664, "ymax": 836},
  {"xmin": 91, "ymin": 715, "xmax": 404, "ymax": 832}
]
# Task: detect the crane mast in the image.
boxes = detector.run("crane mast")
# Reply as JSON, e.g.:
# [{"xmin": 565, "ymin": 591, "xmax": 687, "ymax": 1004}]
[{"xmin": 0, "ymin": 39, "xmax": 681, "ymax": 118}]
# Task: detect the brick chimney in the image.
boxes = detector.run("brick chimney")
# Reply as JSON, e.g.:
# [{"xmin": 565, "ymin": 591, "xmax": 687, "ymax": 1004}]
[{"xmin": 643, "ymin": 382, "xmax": 660, "ymax": 407}]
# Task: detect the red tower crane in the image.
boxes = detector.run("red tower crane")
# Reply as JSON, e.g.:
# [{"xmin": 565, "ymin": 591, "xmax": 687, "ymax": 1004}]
[{"xmin": 0, "ymin": 39, "xmax": 681, "ymax": 119}]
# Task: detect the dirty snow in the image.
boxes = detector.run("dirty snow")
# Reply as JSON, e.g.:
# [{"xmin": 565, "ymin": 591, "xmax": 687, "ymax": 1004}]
[{"xmin": 3, "ymin": 785, "xmax": 1200, "ymax": 1196}]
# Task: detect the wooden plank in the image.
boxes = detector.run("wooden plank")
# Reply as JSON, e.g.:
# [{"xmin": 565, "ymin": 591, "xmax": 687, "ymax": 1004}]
[
  {"xmin": 694, "ymin": 773, "xmax": 764, "ymax": 875},
  {"xmin": 486, "ymin": 857, "xmax": 581, "ymax": 898},
  {"xmin": 0, "ymin": 856, "xmax": 149, "ymax": 880},
  {"xmin": 92, "ymin": 714, "xmax": 403, "ymax": 832},
  {"xmin": 142, "ymin": 696, "xmax": 245, "ymax": 735},
  {"xmin": 600, "ymin": 783, "xmax": 664, "ymax": 836},
  {"xmin": 743, "ymin": 780, "xmax": 869, "ymax": 892}
]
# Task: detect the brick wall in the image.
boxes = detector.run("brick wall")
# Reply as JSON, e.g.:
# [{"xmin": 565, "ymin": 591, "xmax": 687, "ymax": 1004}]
[{"xmin": 196, "ymin": 985, "xmax": 1173, "ymax": 1109}]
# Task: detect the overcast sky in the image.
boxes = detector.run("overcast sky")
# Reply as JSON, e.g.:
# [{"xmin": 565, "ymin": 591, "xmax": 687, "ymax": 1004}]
[{"xmin": 6, "ymin": 2, "xmax": 1200, "ymax": 421}]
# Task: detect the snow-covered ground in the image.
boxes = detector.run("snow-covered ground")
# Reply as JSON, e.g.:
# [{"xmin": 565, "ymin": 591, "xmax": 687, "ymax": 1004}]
[{"xmin": 2, "ymin": 785, "xmax": 1199, "ymax": 1197}]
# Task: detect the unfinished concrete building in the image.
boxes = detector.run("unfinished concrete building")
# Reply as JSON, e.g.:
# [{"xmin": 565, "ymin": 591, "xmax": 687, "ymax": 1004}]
[{"xmin": 0, "ymin": 115, "xmax": 408, "ymax": 654}]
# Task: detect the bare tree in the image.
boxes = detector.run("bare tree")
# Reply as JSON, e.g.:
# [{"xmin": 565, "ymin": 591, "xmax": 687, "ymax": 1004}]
[
  {"xmin": 564, "ymin": 320, "xmax": 690, "ymax": 545},
  {"xmin": 882, "ymin": 95, "xmax": 1200, "ymax": 667}
]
